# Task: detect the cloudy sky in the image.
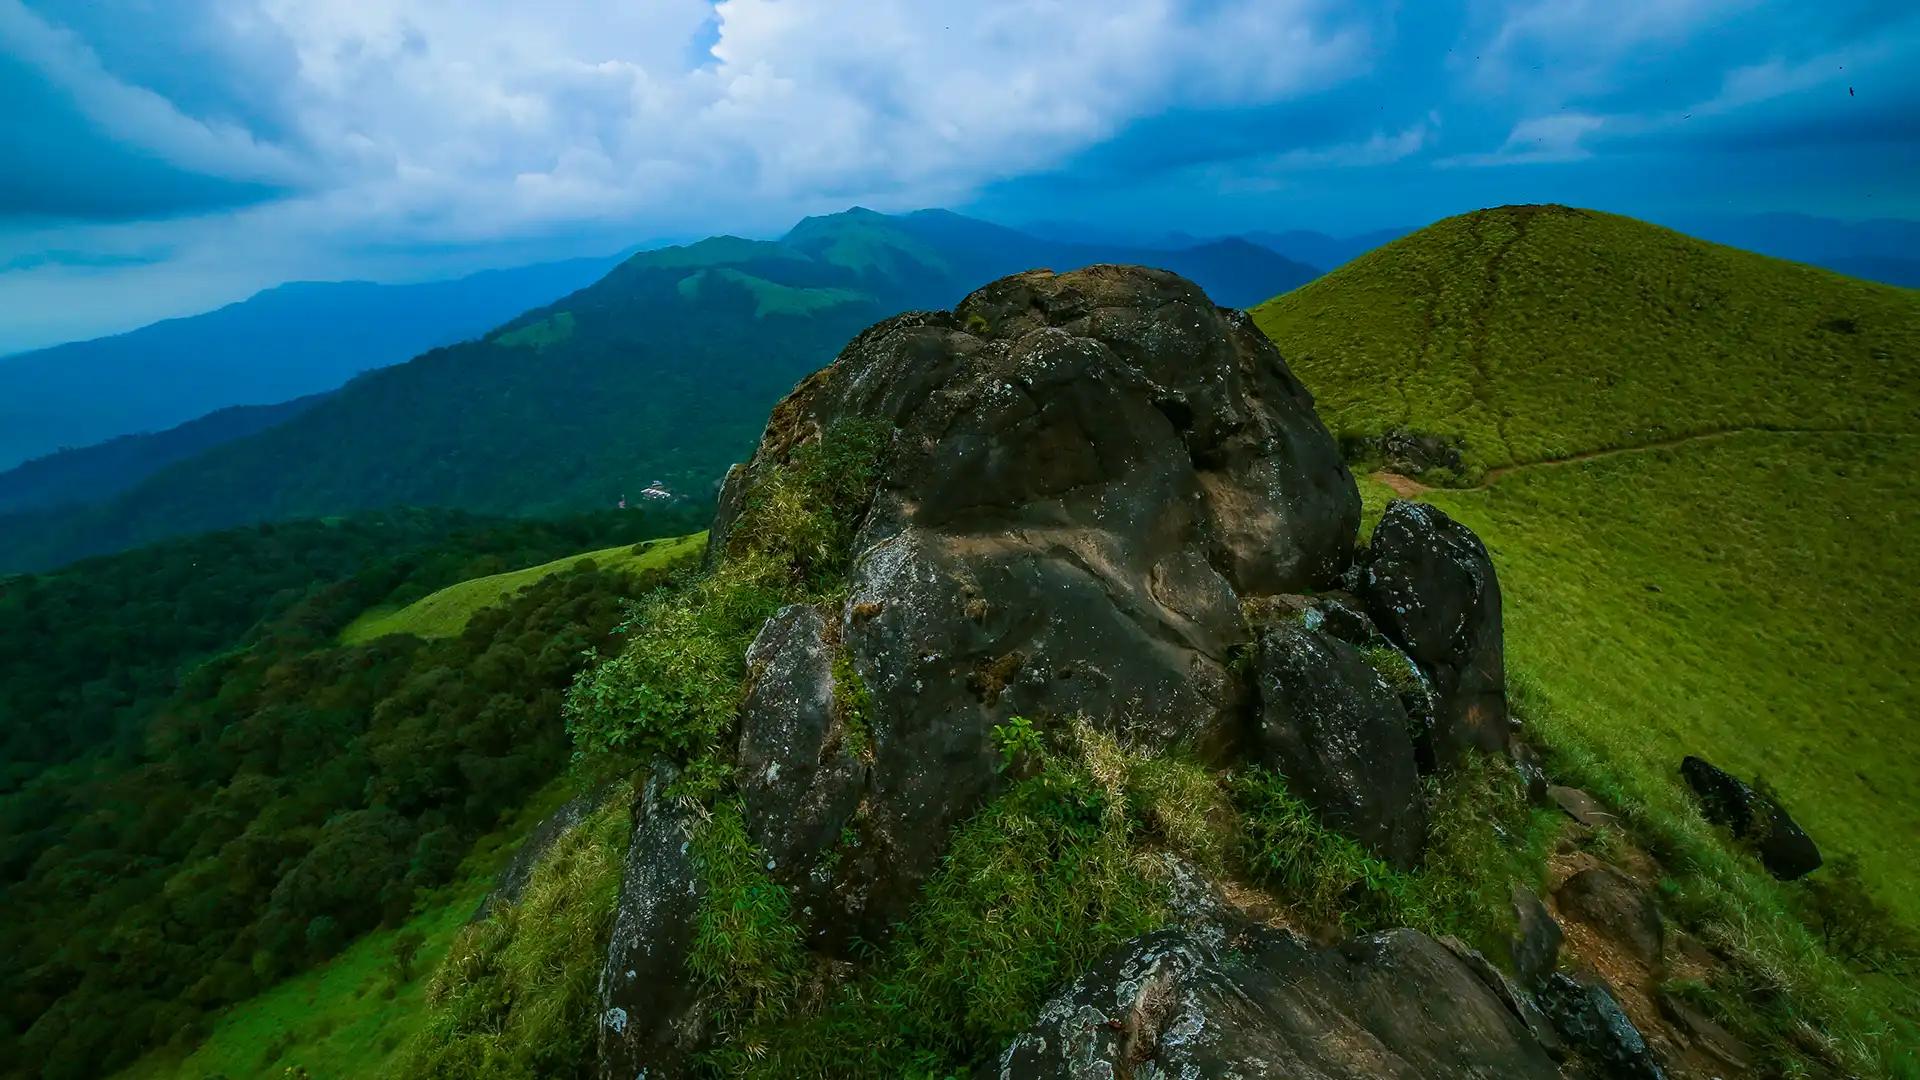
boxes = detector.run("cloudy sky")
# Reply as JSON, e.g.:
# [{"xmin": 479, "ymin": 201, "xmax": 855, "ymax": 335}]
[{"xmin": 2, "ymin": 0, "xmax": 1916, "ymax": 352}]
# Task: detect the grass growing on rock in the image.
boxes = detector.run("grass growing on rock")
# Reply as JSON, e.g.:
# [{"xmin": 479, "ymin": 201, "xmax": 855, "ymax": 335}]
[
  {"xmin": 394, "ymin": 786, "xmax": 633, "ymax": 1079},
  {"xmin": 698, "ymin": 723, "xmax": 1204, "ymax": 1078}
]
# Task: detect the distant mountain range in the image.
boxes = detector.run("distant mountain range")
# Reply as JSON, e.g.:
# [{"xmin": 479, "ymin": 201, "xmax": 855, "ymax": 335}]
[
  {"xmin": 0, "ymin": 209, "xmax": 1318, "ymax": 571},
  {"xmin": 1653, "ymin": 212, "xmax": 1920, "ymax": 290},
  {"xmin": 0, "ymin": 394, "xmax": 327, "ymax": 516},
  {"xmin": 0, "ymin": 252, "xmax": 630, "ymax": 471}
]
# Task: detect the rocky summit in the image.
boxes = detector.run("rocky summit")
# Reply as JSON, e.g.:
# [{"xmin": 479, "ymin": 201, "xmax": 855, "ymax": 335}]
[{"xmin": 579, "ymin": 265, "xmax": 1637, "ymax": 1075}]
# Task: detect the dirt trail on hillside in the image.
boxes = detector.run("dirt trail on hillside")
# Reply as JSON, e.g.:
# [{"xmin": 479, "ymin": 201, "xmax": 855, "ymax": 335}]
[{"xmin": 1464, "ymin": 424, "xmax": 1901, "ymax": 488}]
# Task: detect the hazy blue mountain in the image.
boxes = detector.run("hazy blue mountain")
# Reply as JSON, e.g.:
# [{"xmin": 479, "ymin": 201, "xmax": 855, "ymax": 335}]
[
  {"xmin": 1241, "ymin": 227, "xmax": 1412, "ymax": 271},
  {"xmin": 0, "ymin": 252, "xmax": 629, "ymax": 470},
  {"xmin": 1664, "ymin": 212, "xmax": 1920, "ymax": 287},
  {"xmin": 0, "ymin": 209, "xmax": 1319, "ymax": 571},
  {"xmin": 0, "ymin": 394, "xmax": 327, "ymax": 515}
]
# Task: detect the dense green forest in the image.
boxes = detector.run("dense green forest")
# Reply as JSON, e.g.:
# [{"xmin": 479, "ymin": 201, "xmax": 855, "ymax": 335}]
[{"xmin": 0, "ymin": 508, "xmax": 700, "ymax": 1079}]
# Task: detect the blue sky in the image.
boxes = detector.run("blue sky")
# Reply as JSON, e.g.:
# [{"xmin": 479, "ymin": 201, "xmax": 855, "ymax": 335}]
[{"xmin": 1, "ymin": 0, "xmax": 1916, "ymax": 352}]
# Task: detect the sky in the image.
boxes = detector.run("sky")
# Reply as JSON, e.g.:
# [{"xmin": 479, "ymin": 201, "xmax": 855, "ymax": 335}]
[{"xmin": 2, "ymin": 0, "xmax": 1916, "ymax": 353}]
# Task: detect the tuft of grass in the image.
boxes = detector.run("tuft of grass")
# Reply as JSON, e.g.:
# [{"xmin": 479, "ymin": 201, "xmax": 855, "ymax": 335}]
[
  {"xmin": 832, "ymin": 646, "xmax": 872, "ymax": 758},
  {"xmin": 393, "ymin": 786, "xmax": 633, "ymax": 1080},
  {"xmin": 688, "ymin": 800, "xmax": 808, "ymax": 1047},
  {"xmin": 341, "ymin": 532, "xmax": 705, "ymax": 644}
]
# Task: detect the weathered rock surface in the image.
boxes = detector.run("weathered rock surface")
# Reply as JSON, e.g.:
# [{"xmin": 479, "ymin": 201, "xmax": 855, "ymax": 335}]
[
  {"xmin": 1361, "ymin": 499, "xmax": 1509, "ymax": 760},
  {"xmin": 1511, "ymin": 882, "xmax": 1563, "ymax": 985},
  {"xmin": 1535, "ymin": 971, "xmax": 1669, "ymax": 1080},
  {"xmin": 596, "ymin": 765, "xmax": 705, "ymax": 1080},
  {"xmin": 993, "ymin": 926, "xmax": 1563, "ymax": 1079},
  {"xmin": 736, "ymin": 603, "xmax": 866, "ymax": 942},
  {"xmin": 1252, "ymin": 619, "xmax": 1426, "ymax": 867},
  {"xmin": 470, "ymin": 784, "xmax": 615, "ymax": 921},
  {"xmin": 713, "ymin": 265, "xmax": 1360, "ymax": 930},
  {"xmin": 1549, "ymin": 785, "xmax": 1621, "ymax": 830},
  {"xmin": 1680, "ymin": 755, "xmax": 1822, "ymax": 880},
  {"xmin": 1556, "ymin": 866, "xmax": 1664, "ymax": 966}
]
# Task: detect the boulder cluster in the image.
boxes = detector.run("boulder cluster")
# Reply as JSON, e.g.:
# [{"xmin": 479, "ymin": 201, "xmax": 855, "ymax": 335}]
[{"xmin": 536, "ymin": 266, "xmax": 1713, "ymax": 1076}]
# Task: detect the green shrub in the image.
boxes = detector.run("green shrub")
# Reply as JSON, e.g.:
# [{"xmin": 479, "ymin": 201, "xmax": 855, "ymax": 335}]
[{"xmin": 564, "ymin": 421, "xmax": 889, "ymax": 769}]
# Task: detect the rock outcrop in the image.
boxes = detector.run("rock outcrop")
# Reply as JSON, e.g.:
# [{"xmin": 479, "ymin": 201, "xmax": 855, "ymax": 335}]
[
  {"xmin": 715, "ymin": 265, "xmax": 1363, "ymax": 931},
  {"xmin": 994, "ymin": 926, "xmax": 1563, "ymax": 1079},
  {"xmin": 596, "ymin": 765, "xmax": 705, "ymax": 1080},
  {"xmin": 736, "ymin": 603, "xmax": 868, "ymax": 944},
  {"xmin": 1361, "ymin": 499, "xmax": 1510, "ymax": 760},
  {"xmin": 1535, "ymin": 971, "xmax": 1669, "ymax": 1080},
  {"xmin": 1252, "ymin": 619, "xmax": 1426, "ymax": 867},
  {"xmin": 1680, "ymin": 755, "xmax": 1821, "ymax": 880}
]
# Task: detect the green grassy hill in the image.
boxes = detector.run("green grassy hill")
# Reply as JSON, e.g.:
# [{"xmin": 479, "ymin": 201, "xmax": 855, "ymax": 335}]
[
  {"xmin": 341, "ymin": 531, "xmax": 705, "ymax": 644},
  {"xmin": 1256, "ymin": 205, "xmax": 1920, "ymax": 923},
  {"xmin": 1255, "ymin": 204, "xmax": 1916, "ymax": 480}
]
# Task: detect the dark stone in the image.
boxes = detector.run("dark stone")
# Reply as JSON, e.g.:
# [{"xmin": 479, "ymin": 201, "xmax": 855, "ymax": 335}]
[
  {"xmin": 1361, "ymin": 499, "xmax": 1509, "ymax": 760},
  {"xmin": 993, "ymin": 926, "xmax": 1562, "ymax": 1079},
  {"xmin": 736, "ymin": 604, "xmax": 866, "ymax": 944},
  {"xmin": 1534, "ymin": 972, "xmax": 1668, "ymax": 1080},
  {"xmin": 1556, "ymin": 866, "xmax": 1664, "ymax": 965},
  {"xmin": 1511, "ymin": 739, "xmax": 1550, "ymax": 803},
  {"xmin": 1437, "ymin": 934, "xmax": 1566, "ymax": 1060},
  {"xmin": 470, "ymin": 784, "xmax": 615, "ymax": 922},
  {"xmin": 596, "ymin": 764, "xmax": 705, "ymax": 1080},
  {"xmin": 712, "ymin": 266, "xmax": 1359, "ymax": 931},
  {"xmin": 1510, "ymin": 882, "xmax": 1562, "ymax": 985},
  {"xmin": 1680, "ymin": 756, "xmax": 1822, "ymax": 880},
  {"xmin": 1549, "ymin": 785, "xmax": 1620, "ymax": 830},
  {"xmin": 1252, "ymin": 620, "xmax": 1426, "ymax": 868}
]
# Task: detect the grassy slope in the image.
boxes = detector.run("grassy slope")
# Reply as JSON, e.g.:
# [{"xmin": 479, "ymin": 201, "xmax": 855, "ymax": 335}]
[
  {"xmin": 1255, "ymin": 204, "xmax": 1916, "ymax": 477},
  {"xmin": 341, "ymin": 531, "xmax": 704, "ymax": 644},
  {"xmin": 113, "ymin": 782, "xmax": 581, "ymax": 1080},
  {"xmin": 1258, "ymin": 205, "xmax": 1920, "ymax": 922}
]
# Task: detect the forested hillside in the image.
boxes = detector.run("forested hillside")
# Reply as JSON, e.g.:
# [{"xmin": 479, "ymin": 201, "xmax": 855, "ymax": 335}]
[
  {"xmin": 0, "ymin": 254, "xmax": 626, "ymax": 471},
  {"xmin": 0, "ymin": 512, "xmax": 699, "ymax": 1078},
  {"xmin": 0, "ymin": 210, "xmax": 1316, "ymax": 572}
]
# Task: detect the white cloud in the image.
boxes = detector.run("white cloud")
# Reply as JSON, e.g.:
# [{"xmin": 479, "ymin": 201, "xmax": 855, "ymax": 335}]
[
  {"xmin": 0, "ymin": 0, "xmax": 1378, "ymax": 348},
  {"xmin": 11, "ymin": 0, "xmax": 1369, "ymax": 241},
  {"xmin": 1438, "ymin": 111, "xmax": 1603, "ymax": 167}
]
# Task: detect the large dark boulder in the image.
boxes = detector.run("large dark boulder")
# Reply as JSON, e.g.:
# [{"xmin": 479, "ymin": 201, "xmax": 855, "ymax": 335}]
[
  {"xmin": 1361, "ymin": 499, "xmax": 1509, "ymax": 760},
  {"xmin": 993, "ymin": 926, "xmax": 1562, "ymax": 1079},
  {"xmin": 1534, "ymin": 972, "xmax": 1668, "ymax": 1080},
  {"xmin": 595, "ymin": 765, "xmax": 706, "ymax": 1080},
  {"xmin": 1510, "ymin": 882, "xmax": 1562, "ymax": 985},
  {"xmin": 1252, "ymin": 619, "xmax": 1426, "ymax": 867},
  {"xmin": 712, "ymin": 265, "xmax": 1359, "ymax": 930},
  {"xmin": 1680, "ymin": 755, "xmax": 1822, "ymax": 880},
  {"xmin": 737, "ymin": 603, "xmax": 867, "ymax": 943}
]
